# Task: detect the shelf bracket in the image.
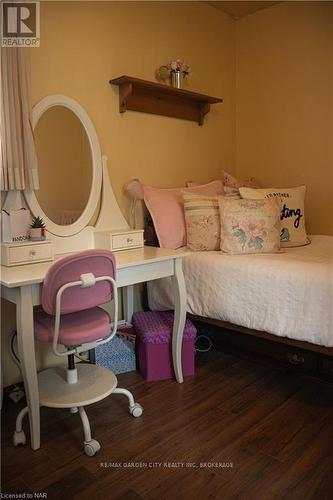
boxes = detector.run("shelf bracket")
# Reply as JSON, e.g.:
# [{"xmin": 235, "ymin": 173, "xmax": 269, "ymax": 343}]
[
  {"xmin": 198, "ymin": 102, "xmax": 211, "ymax": 126},
  {"xmin": 119, "ymin": 82, "xmax": 133, "ymax": 113}
]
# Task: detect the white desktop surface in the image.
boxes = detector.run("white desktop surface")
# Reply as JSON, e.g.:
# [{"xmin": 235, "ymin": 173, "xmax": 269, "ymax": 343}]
[{"xmin": 0, "ymin": 246, "xmax": 188, "ymax": 287}]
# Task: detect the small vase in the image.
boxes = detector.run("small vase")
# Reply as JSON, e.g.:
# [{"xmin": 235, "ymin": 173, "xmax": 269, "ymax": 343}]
[{"xmin": 171, "ymin": 71, "xmax": 183, "ymax": 89}]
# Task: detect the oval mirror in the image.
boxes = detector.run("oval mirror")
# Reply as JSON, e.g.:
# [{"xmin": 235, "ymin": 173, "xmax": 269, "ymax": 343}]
[
  {"xmin": 25, "ymin": 95, "xmax": 102, "ymax": 237},
  {"xmin": 35, "ymin": 106, "xmax": 92, "ymax": 225}
]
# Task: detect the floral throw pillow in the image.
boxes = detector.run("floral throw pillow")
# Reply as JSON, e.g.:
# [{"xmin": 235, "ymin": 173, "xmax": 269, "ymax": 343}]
[
  {"xmin": 239, "ymin": 186, "xmax": 308, "ymax": 247},
  {"xmin": 218, "ymin": 197, "xmax": 282, "ymax": 254},
  {"xmin": 182, "ymin": 192, "xmax": 220, "ymax": 251}
]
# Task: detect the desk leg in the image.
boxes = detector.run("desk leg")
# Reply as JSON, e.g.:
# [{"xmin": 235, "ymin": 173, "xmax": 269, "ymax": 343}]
[
  {"xmin": 123, "ymin": 285, "xmax": 134, "ymax": 323},
  {"xmin": 16, "ymin": 285, "xmax": 40, "ymax": 450},
  {"xmin": 172, "ymin": 258, "xmax": 186, "ymax": 384}
]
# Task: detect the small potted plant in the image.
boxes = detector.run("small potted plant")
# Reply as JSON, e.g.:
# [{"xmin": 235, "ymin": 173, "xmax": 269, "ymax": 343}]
[{"xmin": 29, "ymin": 216, "xmax": 46, "ymax": 241}]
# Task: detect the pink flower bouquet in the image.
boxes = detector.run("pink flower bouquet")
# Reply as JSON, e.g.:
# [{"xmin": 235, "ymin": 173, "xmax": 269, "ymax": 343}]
[{"xmin": 167, "ymin": 59, "xmax": 191, "ymax": 75}]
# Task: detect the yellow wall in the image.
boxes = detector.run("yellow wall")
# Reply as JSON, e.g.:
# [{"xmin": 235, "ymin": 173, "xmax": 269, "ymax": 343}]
[
  {"xmin": 31, "ymin": 1, "xmax": 236, "ymax": 220},
  {"xmin": 235, "ymin": 1, "xmax": 333, "ymax": 235}
]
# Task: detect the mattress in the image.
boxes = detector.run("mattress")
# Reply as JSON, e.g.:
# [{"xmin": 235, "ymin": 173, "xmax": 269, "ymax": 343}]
[{"xmin": 148, "ymin": 235, "xmax": 333, "ymax": 347}]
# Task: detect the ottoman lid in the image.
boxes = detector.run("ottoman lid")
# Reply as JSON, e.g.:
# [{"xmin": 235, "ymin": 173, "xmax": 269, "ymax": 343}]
[{"xmin": 132, "ymin": 311, "xmax": 197, "ymax": 344}]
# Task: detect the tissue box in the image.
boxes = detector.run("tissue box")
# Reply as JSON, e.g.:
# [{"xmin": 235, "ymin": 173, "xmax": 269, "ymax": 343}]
[
  {"xmin": 1, "ymin": 209, "xmax": 31, "ymax": 243},
  {"xmin": 94, "ymin": 325, "xmax": 136, "ymax": 374}
]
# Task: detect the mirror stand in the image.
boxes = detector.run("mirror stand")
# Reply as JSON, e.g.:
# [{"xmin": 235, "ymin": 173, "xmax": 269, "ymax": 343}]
[
  {"xmin": 20, "ymin": 94, "xmax": 131, "ymax": 255},
  {"xmin": 95, "ymin": 156, "xmax": 129, "ymax": 232}
]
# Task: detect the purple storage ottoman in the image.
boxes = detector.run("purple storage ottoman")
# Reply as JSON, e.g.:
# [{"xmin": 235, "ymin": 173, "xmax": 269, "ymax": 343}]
[{"xmin": 132, "ymin": 311, "xmax": 197, "ymax": 381}]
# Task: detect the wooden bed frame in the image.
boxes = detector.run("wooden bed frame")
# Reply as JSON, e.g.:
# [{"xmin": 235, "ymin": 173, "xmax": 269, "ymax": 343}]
[
  {"xmin": 189, "ymin": 314, "xmax": 333, "ymax": 357},
  {"xmin": 188, "ymin": 314, "xmax": 333, "ymax": 380}
]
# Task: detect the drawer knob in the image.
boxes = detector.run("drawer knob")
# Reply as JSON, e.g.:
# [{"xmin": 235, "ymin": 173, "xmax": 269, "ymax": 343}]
[
  {"xmin": 29, "ymin": 250, "xmax": 36, "ymax": 257},
  {"xmin": 127, "ymin": 237, "xmax": 133, "ymax": 244}
]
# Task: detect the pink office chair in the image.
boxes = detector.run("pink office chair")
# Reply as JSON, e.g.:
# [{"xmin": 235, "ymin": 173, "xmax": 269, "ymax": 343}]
[{"xmin": 13, "ymin": 250, "xmax": 143, "ymax": 456}]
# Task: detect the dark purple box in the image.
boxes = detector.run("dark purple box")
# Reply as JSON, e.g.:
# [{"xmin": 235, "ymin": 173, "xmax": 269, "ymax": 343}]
[{"xmin": 132, "ymin": 311, "xmax": 196, "ymax": 381}]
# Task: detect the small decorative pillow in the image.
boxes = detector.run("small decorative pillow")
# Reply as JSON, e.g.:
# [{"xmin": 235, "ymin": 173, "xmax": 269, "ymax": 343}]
[
  {"xmin": 218, "ymin": 197, "xmax": 281, "ymax": 255},
  {"xmin": 186, "ymin": 180, "xmax": 241, "ymax": 199},
  {"xmin": 185, "ymin": 181, "xmax": 199, "ymax": 188},
  {"xmin": 223, "ymin": 186, "xmax": 241, "ymax": 198},
  {"xmin": 187, "ymin": 176, "xmax": 258, "ymax": 194},
  {"xmin": 223, "ymin": 171, "xmax": 260, "ymax": 190},
  {"xmin": 143, "ymin": 180, "xmax": 224, "ymax": 249},
  {"xmin": 239, "ymin": 186, "xmax": 308, "ymax": 247},
  {"xmin": 182, "ymin": 192, "xmax": 220, "ymax": 251}
]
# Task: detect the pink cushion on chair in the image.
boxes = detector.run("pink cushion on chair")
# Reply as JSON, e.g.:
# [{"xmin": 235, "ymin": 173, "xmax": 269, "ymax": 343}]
[{"xmin": 34, "ymin": 307, "xmax": 111, "ymax": 347}]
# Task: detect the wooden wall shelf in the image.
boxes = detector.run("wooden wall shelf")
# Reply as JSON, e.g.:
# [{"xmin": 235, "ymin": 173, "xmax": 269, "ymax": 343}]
[{"xmin": 110, "ymin": 75, "xmax": 223, "ymax": 126}]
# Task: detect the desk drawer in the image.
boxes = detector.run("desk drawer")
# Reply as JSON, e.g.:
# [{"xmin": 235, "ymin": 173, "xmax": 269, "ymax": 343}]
[
  {"xmin": 94, "ymin": 230, "xmax": 144, "ymax": 252},
  {"xmin": 2, "ymin": 242, "xmax": 54, "ymax": 266},
  {"xmin": 111, "ymin": 231, "xmax": 143, "ymax": 251}
]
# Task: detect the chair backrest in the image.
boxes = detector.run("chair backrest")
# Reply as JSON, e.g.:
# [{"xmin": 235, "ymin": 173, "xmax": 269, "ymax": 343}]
[{"xmin": 42, "ymin": 249, "xmax": 116, "ymax": 315}]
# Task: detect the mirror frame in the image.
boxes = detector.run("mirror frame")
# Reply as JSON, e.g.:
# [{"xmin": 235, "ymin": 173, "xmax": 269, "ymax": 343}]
[{"xmin": 25, "ymin": 95, "xmax": 102, "ymax": 237}]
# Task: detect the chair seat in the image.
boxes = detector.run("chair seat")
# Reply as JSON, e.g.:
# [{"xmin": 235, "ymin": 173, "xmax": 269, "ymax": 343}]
[
  {"xmin": 34, "ymin": 307, "xmax": 111, "ymax": 346},
  {"xmin": 38, "ymin": 364, "xmax": 117, "ymax": 408}
]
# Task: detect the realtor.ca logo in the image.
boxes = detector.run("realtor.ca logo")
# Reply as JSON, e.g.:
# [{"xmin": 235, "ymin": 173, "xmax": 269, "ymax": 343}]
[{"xmin": 1, "ymin": 2, "xmax": 40, "ymax": 47}]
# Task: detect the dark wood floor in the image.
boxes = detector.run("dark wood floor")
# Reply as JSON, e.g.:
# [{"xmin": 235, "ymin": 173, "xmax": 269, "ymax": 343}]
[{"xmin": 2, "ymin": 350, "xmax": 333, "ymax": 500}]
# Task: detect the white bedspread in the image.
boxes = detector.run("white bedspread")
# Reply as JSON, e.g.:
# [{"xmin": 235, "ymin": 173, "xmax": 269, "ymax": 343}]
[{"xmin": 148, "ymin": 235, "xmax": 333, "ymax": 347}]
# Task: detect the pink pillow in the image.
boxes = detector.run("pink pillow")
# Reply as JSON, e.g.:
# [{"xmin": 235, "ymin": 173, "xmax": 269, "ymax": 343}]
[
  {"xmin": 223, "ymin": 171, "xmax": 260, "ymax": 189},
  {"xmin": 143, "ymin": 180, "xmax": 224, "ymax": 249},
  {"xmin": 187, "ymin": 173, "xmax": 260, "ymax": 192}
]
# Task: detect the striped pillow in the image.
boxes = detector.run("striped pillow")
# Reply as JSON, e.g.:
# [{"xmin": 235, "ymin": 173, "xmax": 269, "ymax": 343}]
[{"xmin": 182, "ymin": 192, "xmax": 220, "ymax": 251}]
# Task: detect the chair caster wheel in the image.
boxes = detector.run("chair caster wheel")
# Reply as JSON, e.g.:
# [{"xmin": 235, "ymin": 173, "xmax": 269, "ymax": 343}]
[
  {"xmin": 13, "ymin": 430, "xmax": 26, "ymax": 446},
  {"xmin": 130, "ymin": 403, "xmax": 143, "ymax": 418},
  {"xmin": 84, "ymin": 439, "xmax": 101, "ymax": 456}
]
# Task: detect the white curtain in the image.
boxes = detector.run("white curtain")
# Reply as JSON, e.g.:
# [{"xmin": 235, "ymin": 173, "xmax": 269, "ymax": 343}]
[{"xmin": 0, "ymin": 47, "xmax": 39, "ymax": 191}]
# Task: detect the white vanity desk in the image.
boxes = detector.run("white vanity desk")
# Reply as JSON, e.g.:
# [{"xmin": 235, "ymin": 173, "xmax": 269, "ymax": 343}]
[
  {"xmin": 1, "ymin": 245, "xmax": 188, "ymax": 451},
  {"xmin": 1, "ymin": 94, "xmax": 189, "ymax": 451}
]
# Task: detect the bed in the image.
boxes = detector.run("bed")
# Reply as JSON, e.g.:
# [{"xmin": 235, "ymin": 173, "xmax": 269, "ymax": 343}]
[{"xmin": 147, "ymin": 235, "xmax": 333, "ymax": 353}]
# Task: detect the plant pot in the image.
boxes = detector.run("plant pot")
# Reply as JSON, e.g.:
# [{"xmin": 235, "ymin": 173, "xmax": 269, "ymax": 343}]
[
  {"xmin": 29, "ymin": 228, "xmax": 45, "ymax": 241},
  {"xmin": 171, "ymin": 71, "xmax": 183, "ymax": 89}
]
